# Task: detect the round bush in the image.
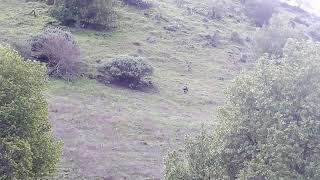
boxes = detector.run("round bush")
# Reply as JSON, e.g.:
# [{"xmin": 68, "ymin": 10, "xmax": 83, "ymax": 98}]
[
  {"xmin": 99, "ymin": 56, "xmax": 153, "ymax": 87},
  {"xmin": 0, "ymin": 46, "xmax": 62, "ymax": 179},
  {"xmin": 164, "ymin": 39, "xmax": 320, "ymax": 179}
]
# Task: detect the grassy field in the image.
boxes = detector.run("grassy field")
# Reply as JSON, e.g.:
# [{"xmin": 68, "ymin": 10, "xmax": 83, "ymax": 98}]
[{"xmin": 0, "ymin": 0, "xmax": 254, "ymax": 179}]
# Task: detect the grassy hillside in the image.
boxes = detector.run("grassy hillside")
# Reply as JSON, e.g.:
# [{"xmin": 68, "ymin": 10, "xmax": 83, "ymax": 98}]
[{"xmin": 0, "ymin": 0, "xmax": 300, "ymax": 179}]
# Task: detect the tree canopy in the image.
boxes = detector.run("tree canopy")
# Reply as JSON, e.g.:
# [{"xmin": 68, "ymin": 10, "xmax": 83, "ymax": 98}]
[{"xmin": 164, "ymin": 39, "xmax": 320, "ymax": 179}]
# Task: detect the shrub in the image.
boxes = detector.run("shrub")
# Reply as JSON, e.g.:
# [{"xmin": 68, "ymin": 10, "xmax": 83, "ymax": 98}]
[
  {"xmin": 203, "ymin": 32, "xmax": 221, "ymax": 47},
  {"xmin": 164, "ymin": 39, "xmax": 320, "ymax": 179},
  {"xmin": 98, "ymin": 56, "xmax": 153, "ymax": 88},
  {"xmin": 239, "ymin": 47, "xmax": 253, "ymax": 63},
  {"xmin": 307, "ymin": 23, "xmax": 320, "ymax": 41},
  {"xmin": 174, "ymin": 0, "xmax": 187, "ymax": 8},
  {"xmin": 292, "ymin": 16, "xmax": 310, "ymax": 27},
  {"xmin": 122, "ymin": 0, "xmax": 153, "ymax": 9},
  {"xmin": 0, "ymin": 46, "xmax": 62, "ymax": 179},
  {"xmin": 52, "ymin": 0, "xmax": 116, "ymax": 30},
  {"xmin": 230, "ymin": 31, "xmax": 243, "ymax": 44},
  {"xmin": 244, "ymin": 0, "xmax": 276, "ymax": 27},
  {"xmin": 207, "ymin": 0, "xmax": 226, "ymax": 20},
  {"xmin": 46, "ymin": 0, "xmax": 54, "ymax": 5},
  {"xmin": 0, "ymin": 138, "xmax": 33, "ymax": 180},
  {"xmin": 30, "ymin": 28, "xmax": 82, "ymax": 81},
  {"xmin": 26, "ymin": 0, "xmax": 54, "ymax": 5},
  {"xmin": 253, "ymin": 15, "xmax": 302, "ymax": 58}
]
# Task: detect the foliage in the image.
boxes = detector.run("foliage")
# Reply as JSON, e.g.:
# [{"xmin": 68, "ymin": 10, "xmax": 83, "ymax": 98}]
[
  {"xmin": 292, "ymin": 16, "xmax": 310, "ymax": 27},
  {"xmin": 174, "ymin": 0, "xmax": 187, "ymax": 8},
  {"xmin": 30, "ymin": 28, "xmax": 83, "ymax": 81},
  {"xmin": 47, "ymin": 0, "xmax": 54, "ymax": 5},
  {"xmin": 253, "ymin": 15, "xmax": 302, "ymax": 58},
  {"xmin": 244, "ymin": 0, "xmax": 276, "ymax": 27},
  {"xmin": 0, "ymin": 138, "xmax": 33, "ymax": 180},
  {"xmin": 207, "ymin": 0, "xmax": 227, "ymax": 20},
  {"xmin": 307, "ymin": 23, "xmax": 320, "ymax": 42},
  {"xmin": 230, "ymin": 32, "xmax": 243, "ymax": 44},
  {"xmin": 25, "ymin": 0, "xmax": 54, "ymax": 5},
  {"xmin": 123, "ymin": 0, "xmax": 153, "ymax": 9},
  {"xmin": 52, "ymin": 0, "xmax": 116, "ymax": 30},
  {"xmin": 164, "ymin": 39, "xmax": 320, "ymax": 179},
  {"xmin": 98, "ymin": 56, "xmax": 153, "ymax": 88},
  {"xmin": 0, "ymin": 46, "xmax": 62, "ymax": 179},
  {"xmin": 203, "ymin": 32, "xmax": 221, "ymax": 47}
]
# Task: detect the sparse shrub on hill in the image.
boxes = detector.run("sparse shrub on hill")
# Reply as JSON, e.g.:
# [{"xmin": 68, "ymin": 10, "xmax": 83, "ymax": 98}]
[
  {"xmin": 98, "ymin": 56, "xmax": 153, "ymax": 89},
  {"xmin": 307, "ymin": 23, "xmax": 320, "ymax": 42},
  {"xmin": 244, "ymin": 0, "xmax": 276, "ymax": 27},
  {"xmin": 239, "ymin": 48, "xmax": 253, "ymax": 63},
  {"xmin": 122, "ymin": 0, "xmax": 153, "ymax": 9},
  {"xmin": 174, "ymin": 0, "xmax": 187, "ymax": 8},
  {"xmin": 185, "ymin": 0, "xmax": 239, "ymax": 21},
  {"xmin": 205, "ymin": 32, "xmax": 221, "ymax": 47},
  {"xmin": 253, "ymin": 15, "xmax": 302, "ymax": 58},
  {"xmin": 0, "ymin": 46, "xmax": 62, "ymax": 179},
  {"xmin": 207, "ymin": 0, "xmax": 226, "ymax": 20},
  {"xmin": 292, "ymin": 16, "xmax": 310, "ymax": 27},
  {"xmin": 164, "ymin": 39, "xmax": 320, "ymax": 179},
  {"xmin": 230, "ymin": 31, "xmax": 243, "ymax": 44},
  {"xmin": 52, "ymin": 0, "xmax": 116, "ymax": 30},
  {"xmin": 26, "ymin": 0, "xmax": 54, "ymax": 5},
  {"xmin": 30, "ymin": 28, "xmax": 83, "ymax": 81},
  {"xmin": 47, "ymin": 0, "xmax": 54, "ymax": 5}
]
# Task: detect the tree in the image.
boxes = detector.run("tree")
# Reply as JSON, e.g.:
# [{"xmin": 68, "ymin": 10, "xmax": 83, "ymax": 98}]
[
  {"xmin": 0, "ymin": 46, "xmax": 62, "ymax": 179},
  {"xmin": 164, "ymin": 39, "xmax": 320, "ymax": 179}
]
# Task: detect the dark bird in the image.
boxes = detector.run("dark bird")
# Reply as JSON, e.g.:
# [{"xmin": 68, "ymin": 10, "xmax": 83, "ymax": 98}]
[{"xmin": 183, "ymin": 86, "xmax": 189, "ymax": 94}]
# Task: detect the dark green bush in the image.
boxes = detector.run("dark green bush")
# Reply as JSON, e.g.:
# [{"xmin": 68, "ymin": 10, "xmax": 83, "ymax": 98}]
[
  {"xmin": 164, "ymin": 39, "xmax": 320, "ymax": 179},
  {"xmin": 98, "ymin": 56, "xmax": 153, "ymax": 88},
  {"xmin": 0, "ymin": 46, "xmax": 62, "ymax": 179},
  {"xmin": 30, "ymin": 28, "xmax": 83, "ymax": 81},
  {"xmin": 52, "ymin": 0, "xmax": 116, "ymax": 30}
]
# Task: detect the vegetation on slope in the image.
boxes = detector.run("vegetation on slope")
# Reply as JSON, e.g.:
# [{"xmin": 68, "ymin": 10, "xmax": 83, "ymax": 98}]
[
  {"xmin": 0, "ymin": 46, "xmax": 62, "ymax": 179},
  {"xmin": 1, "ymin": 0, "xmax": 320, "ymax": 179},
  {"xmin": 164, "ymin": 39, "xmax": 320, "ymax": 179}
]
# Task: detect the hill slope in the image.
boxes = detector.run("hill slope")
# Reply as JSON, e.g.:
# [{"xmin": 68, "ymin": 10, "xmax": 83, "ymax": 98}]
[{"xmin": 0, "ymin": 0, "xmax": 307, "ymax": 179}]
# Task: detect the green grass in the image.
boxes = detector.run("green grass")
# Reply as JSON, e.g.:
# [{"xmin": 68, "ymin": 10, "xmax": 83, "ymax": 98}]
[{"xmin": 1, "ymin": 0, "xmax": 255, "ymax": 179}]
